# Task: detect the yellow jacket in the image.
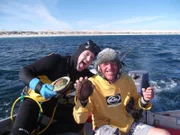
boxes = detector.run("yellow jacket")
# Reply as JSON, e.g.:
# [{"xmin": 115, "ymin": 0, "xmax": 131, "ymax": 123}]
[{"xmin": 73, "ymin": 74, "xmax": 152, "ymax": 134}]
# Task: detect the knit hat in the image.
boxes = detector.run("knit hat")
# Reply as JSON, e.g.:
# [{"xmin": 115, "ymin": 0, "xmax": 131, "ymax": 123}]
[{"xmin": 95, "ymin": 48, "xmax": 122, "ymax": 77}]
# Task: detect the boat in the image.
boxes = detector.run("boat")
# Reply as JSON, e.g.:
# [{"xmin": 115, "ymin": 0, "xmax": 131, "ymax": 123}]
[{"xmin": 0, "ymin": 70, "xmax": 180, "ymax": 135}]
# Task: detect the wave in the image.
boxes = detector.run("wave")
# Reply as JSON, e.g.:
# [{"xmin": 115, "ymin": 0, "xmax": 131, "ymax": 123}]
[{"xmin": 150, "ymin": 78, "xmax": 177, "ymax": 93}]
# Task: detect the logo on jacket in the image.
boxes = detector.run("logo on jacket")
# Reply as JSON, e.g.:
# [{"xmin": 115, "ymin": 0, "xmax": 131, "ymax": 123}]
[{"xmin": 106, "ymin": 94, "xmax": 121, "ymax": 107}]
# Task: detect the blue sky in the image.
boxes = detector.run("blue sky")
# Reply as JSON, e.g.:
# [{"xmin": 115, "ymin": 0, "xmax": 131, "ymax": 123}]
[{"xmin": 0, "ymin": 0, "xmax": 180, "ymax": 31}]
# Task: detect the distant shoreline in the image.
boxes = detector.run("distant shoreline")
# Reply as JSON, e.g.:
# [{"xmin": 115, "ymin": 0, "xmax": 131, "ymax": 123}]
[{"xmin": 0, "ymin": 30, "xmax": 180, "ymax": 38}]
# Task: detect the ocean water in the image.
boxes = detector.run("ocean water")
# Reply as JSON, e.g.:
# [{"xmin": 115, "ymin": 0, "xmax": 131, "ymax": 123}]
[{"xmin": 0, "ymin": 35, "xmax": 180, "ymax": 120}]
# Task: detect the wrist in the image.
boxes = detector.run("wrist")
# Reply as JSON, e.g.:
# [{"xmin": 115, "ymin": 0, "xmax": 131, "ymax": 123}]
[
  {"xmin": 140, "ymin": 97, "xmax": 149, "ymax": 107},
  {"xmin": 29, "ymin": 78, "xmax": 43, "ymax": 94},
  {"xmin": 79, "ymin": 99, "xmax": 88, "ymax": 107},
  {"xmin": 142, "ymin": 96, "xmax": 149, "ymax": 103},
  {"xmin": 35, "ymin": 82, "xmax": 43, "ymax": 94}
]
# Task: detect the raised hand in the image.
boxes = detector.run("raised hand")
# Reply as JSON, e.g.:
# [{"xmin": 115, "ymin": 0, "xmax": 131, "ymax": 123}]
[
  {"xmin": 142, "ymin": 86, "xmax": 154, "ymax": 101},
  {"xmin": 74, "ymin": 77, "xmax": 94, "ymax": 105}
]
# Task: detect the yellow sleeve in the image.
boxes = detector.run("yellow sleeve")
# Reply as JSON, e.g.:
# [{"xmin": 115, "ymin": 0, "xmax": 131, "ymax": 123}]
[
  {"xmin": 73, "ymin": 96, "xmax": 93, "ymax": 124},
  {"xmin": 129, "ymin": 77, "xmax": 152, "ymax": 110},
  {"xmin": 138, "ymin": 98, "xmax": 152, "ymax": 110}
]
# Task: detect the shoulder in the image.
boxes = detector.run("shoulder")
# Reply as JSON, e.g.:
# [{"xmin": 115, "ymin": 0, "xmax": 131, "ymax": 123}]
[
  {"xmin": 120, "ymin": 74, "xmax": 136, "ymax": 88},
  {"xmin": 121, "ymin": 74, "xmax": 133, "ymax": 81},
  {"xmin": 45, "ymin": 53, "xmax": 68, "ymax": 62},
  {"xmin": 47, "ymin": 53, "xmax": 63, "ymax": 59},
  {"xmin": 89, "ymin": 74, "xmax": 104, "ymax": 84}
]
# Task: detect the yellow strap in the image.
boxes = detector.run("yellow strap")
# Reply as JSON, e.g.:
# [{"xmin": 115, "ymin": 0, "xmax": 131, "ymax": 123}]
[{"xmin": 10, "ymin": 96, "xmax": 57, "ymax": 135}]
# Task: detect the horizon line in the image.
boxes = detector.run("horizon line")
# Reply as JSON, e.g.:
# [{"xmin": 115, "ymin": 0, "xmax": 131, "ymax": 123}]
[{"xmin": 1, "ymin": 30, "xmax": 180, "ymax": 32}]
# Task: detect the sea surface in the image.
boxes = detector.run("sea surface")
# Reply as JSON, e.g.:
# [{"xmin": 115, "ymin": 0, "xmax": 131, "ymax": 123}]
[{"xmin": 0, "ymin": 35, "xmax": 180, "ymax": 120}]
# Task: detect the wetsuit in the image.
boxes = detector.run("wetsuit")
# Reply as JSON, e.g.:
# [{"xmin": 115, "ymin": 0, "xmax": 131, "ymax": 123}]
[{"xmin": 12, "ymin": 53, "xmax": 94, "ymax": 135}]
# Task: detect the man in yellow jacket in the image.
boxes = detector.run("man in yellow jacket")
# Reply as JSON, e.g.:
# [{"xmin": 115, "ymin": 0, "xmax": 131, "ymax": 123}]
[{"xmin": 73, "ymin": 48, "xmax": 170, "ymax": 135}]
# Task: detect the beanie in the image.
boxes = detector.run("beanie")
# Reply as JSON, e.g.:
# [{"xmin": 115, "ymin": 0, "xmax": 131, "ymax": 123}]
[
  {"xmin": 95, "ymin": 48, "xmax": 120, "ymax": 70},
  {"xmin": 94, "ymin": 48, "xmax": 123, "ymax": 79}
]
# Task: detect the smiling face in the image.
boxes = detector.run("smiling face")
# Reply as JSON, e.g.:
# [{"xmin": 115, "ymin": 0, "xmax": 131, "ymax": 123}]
[
  {"xmin": 99, "ymin": 61, "xmax": 118, "ymax": 83},
  {"xmin": 76, "ymin": 50, "xmax": 95, "ymax": 71}
]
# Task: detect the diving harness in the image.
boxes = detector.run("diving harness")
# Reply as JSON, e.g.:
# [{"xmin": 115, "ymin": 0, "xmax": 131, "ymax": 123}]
[{"xmin": 10, "ymin": 76, "xmax": 75, "ymax": 135}]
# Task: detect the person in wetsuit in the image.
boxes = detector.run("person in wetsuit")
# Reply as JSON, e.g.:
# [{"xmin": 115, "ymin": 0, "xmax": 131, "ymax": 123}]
[{"xmin": 11, "ymin": 40, "xmax": 101, "ymax": 135}]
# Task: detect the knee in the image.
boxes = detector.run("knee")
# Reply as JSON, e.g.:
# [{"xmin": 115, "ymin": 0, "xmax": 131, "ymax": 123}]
[
  {"xmin": 156, "ymin": 128, "xmax": 171, "ymax": 135},
  {"xmin": 148, "ymin": 127, "xmax": 171, "ymax": 135},
  {"xmin": 161, "ymin": 129, "xmax": 171, "ymax": 135}
]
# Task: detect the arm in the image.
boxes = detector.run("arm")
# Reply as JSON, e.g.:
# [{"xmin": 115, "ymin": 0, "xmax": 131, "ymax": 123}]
[
  {"xmin": 130, "ymin": 78, "xmax": 152, "ymax": 110},
  {"xmin": 19, "ymin": 54, "xmax": 62, "ymax": 98},
  {"xmin": 19, "ymin": 54, "xmax": 61, "ymax": 86},
  {"xmin": 73, "ymin": 77, "xmax": 94, "ymax": 124},
  {"xmin": 73, "ymin": 97, "xmax": 93, "ymax": 124}
]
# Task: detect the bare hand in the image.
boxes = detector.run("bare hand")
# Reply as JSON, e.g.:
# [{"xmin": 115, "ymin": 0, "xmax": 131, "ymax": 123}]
[{"xmin": 142, "ymin": 86, "xmax": 154, "ymax": 101}]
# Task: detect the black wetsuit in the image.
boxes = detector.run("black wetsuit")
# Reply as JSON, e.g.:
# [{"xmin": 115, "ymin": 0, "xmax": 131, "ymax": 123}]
[{"xmin": 12, "ymin": 53, "xmax": 94, "ymax": 135}]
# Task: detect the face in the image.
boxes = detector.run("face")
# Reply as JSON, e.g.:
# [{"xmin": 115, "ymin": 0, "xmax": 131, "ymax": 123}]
[
  {"xmin": 76, "ymin": 50, "xmax": 95, "ymax": 71},
  {"xmin": 99, "ymin": 61, "xmax": 118, "ymax": 83}
]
